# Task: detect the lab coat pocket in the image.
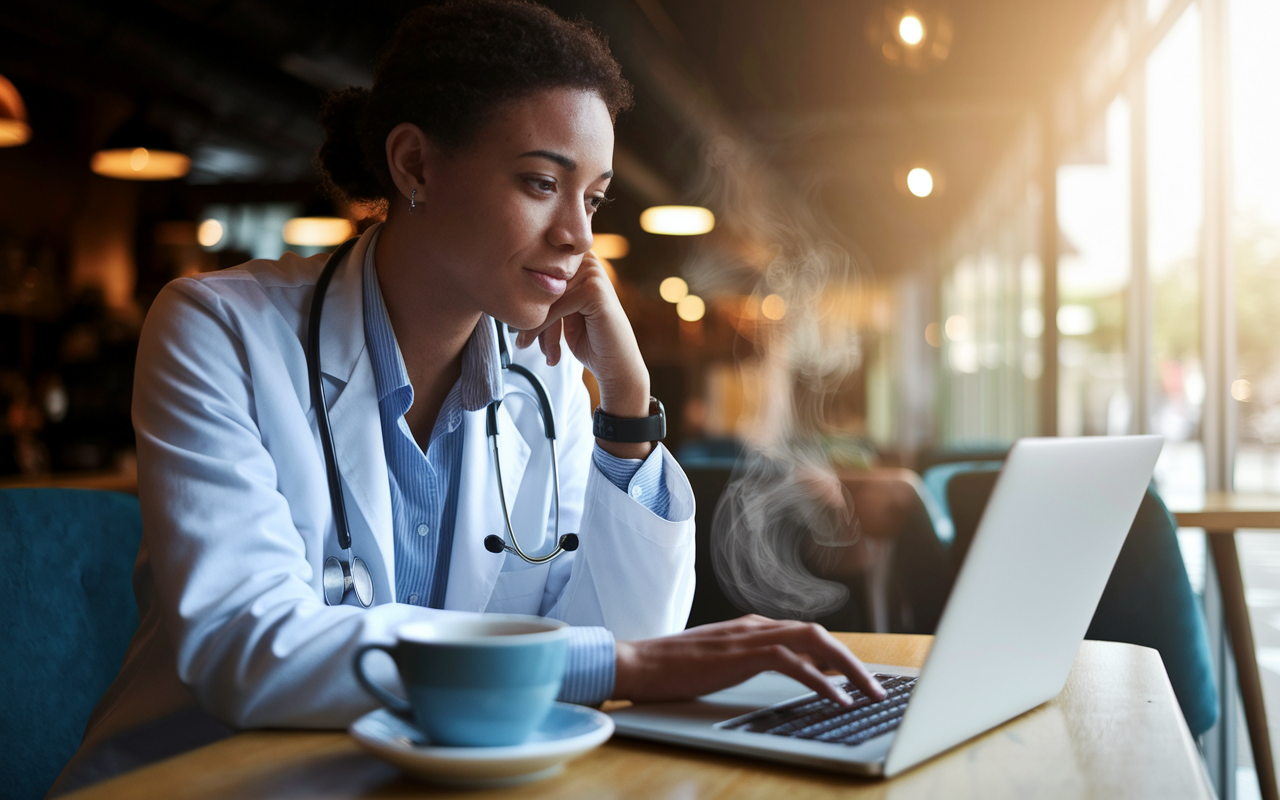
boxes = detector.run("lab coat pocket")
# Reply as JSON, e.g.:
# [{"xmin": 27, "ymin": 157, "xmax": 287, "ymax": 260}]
[{"xmin": 485, "ymin": 563, "xmax": 551, "ymax": 614}]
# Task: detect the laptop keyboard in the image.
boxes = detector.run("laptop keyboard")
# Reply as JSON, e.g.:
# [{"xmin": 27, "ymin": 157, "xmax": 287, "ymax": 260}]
[{"xmin": 717, "ymin": 673, "xmax": 917, "ymax": 746}]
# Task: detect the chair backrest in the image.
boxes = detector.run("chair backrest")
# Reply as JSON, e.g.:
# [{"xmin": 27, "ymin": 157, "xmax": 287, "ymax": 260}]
[
  {"xmin": 915, "ymin": 442, "xmax": 1011, "ymax": 474},
  {"xmin": 675, "ymin": 437, "xmax": 744, "ymax": 472},
  {"xmin": 835, "ymin": 469, "xmax": 954, "ymax": 634},
  {"xmin": 920, "ymin": 460, "xmax": 1005, "ymax": 546},
  {"xmin": 0, "ymin": 489, "xmax": 142, "ymax": 799},
  {"xmin": 942, "ymin": 467, "xmax": 1218, "ymax": 736},
  {"xmin": 683, "ymin": 462, "xmax": 953, "ymax": 634}
]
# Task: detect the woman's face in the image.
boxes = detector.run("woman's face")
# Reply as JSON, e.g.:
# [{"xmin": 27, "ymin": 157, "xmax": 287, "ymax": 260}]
[{"xmin": 399, "ymin": 87, "xmax": 615, "ymax": 332}]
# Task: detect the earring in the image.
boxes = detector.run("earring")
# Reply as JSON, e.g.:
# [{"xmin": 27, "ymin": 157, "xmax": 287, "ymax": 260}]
[{"xmin": 410, "ymin": 189, "xmax": 416, "ymax": 212}]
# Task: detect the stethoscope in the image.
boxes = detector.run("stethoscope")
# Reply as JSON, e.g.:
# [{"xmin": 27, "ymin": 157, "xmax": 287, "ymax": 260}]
[{"xmin": 308, "ymin": 238, "xmax": 578, "ymax": 608}]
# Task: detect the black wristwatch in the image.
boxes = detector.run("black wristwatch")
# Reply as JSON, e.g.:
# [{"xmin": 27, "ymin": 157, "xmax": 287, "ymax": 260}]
[{"xmin": 593, "ymin": 397, "xmax": 666, "ymax": 443}]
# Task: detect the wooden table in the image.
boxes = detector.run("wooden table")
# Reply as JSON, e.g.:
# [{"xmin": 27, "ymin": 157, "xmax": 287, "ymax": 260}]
[
  {"xmin": 64, "ymin": 633, "xmax": 1212, "ymax": 800},
  {"xmin": 1171, "ymin": 492, "xmax": 1280, "ymax": 800}
]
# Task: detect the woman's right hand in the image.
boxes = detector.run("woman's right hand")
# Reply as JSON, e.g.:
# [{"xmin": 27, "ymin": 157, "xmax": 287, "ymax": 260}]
[{"xmin": 612, "ymin": 615, "xmax": 887, "ymax": 706}]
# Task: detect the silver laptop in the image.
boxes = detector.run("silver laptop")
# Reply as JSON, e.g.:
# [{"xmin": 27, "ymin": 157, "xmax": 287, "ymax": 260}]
[{"xmin": 610, "ymin": 435, "xmax": 1163, "ymax": 778}]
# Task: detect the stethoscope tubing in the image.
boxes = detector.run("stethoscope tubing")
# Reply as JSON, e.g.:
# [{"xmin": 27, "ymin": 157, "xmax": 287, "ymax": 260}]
[
  {"xmin": 307, "ymin": 237, "xmax": 574, "ymax": 608},
  {"xmin": 307, "ymin": 238, "xmax": 359, "ymax": 553},
  {"xmin": 309, "ymin": 238, "xmax": 374, "ymax": 608}
]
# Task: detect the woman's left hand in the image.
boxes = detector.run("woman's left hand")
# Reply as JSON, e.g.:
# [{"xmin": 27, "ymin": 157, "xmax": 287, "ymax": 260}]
[{"xmin": 514, "ymin": 251, "xmax": 653, "ymax": 458}]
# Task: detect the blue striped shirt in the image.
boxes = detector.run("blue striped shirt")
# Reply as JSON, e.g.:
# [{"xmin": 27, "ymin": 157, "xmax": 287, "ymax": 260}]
[{"xmin": 361, "ymin": 233, "xmax": 669, "ymax": 705}]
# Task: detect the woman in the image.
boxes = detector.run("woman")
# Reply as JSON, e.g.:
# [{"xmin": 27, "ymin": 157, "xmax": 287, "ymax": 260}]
[{"xmin": 54, "ymin": 1, "xmax": 881, "ymax": 791}]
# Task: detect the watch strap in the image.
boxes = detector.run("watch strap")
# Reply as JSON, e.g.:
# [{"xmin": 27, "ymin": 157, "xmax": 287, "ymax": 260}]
[{"xmin": 593, "ymin": 397, "xmax": 666, "ymax": 443}]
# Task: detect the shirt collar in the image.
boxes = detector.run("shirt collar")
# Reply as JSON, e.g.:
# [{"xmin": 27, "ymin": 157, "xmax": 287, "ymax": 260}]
[{"xmin": 361, "ymin": 225, "xmax": 503, "ymax": 412}]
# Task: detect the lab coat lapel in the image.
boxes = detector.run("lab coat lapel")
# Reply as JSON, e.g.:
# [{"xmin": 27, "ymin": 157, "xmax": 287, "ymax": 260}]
[
  {"xmin": 315, "ymin": 227, "xmax": 396, "ymax": 598},
  {"xmin": 445, "ymin": 400, "xmax": 531, "ymax": 611}
]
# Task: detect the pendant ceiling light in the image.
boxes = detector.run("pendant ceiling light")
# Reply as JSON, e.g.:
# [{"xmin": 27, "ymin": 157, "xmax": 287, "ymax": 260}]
[
  {"xmin": 866, "ymin": 4, "xmax": 954, "ymax": 74},
  {"xmin": 91, "ymin": 113, "xmax": 190, "ymax": 180},
  {"xmin": 639, "ymin": 206, "xmax": 716, "ymax": 236},
  {"xmin": 0, "ymin": 74, "xmax": 31, "ymax": 147}
]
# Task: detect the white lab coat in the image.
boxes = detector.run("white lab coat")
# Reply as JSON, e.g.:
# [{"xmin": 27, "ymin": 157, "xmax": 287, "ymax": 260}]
[{"xmin": 61, "ymin": 227, "xmax": 696, "ymax": 783}]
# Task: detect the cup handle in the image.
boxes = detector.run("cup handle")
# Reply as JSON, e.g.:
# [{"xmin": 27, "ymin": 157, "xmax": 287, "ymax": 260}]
[{"xmin": 353, "ymin": 644, "xmax": 413, "ymax": 717}]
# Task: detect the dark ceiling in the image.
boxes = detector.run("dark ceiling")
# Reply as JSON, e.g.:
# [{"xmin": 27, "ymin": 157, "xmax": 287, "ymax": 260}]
[{"xmin": 0, "ymin": 0, "xmax": 1110, "ymax": 283}]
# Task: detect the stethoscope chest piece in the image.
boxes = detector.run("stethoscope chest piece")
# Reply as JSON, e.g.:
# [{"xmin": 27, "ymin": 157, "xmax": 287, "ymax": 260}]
[{"xmin": 324, "ymin": 554, "xmax": 373, "ymax": 607}]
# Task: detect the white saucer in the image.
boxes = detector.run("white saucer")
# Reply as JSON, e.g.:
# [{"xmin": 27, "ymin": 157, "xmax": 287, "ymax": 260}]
[{"xmin": 349, "ymin": 702, "xmax": 615, "ymax": 787}]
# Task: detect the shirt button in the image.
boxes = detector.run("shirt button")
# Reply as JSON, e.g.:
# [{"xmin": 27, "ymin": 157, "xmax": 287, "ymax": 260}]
[
  {"xmin": 417, "ymin": 523, "xmax": 430, "ymax": 537},
  {"xmin": 630, "ymin": 485, "xmax": 644, "ymax": 499},
  {"xmin": 408, "ymin": 593, "xmax": 418, "ymax": 604}
]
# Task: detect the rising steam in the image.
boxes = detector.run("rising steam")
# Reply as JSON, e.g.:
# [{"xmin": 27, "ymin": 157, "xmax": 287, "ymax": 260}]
[{"xmin": 689, "ymin": 134, "xmax": 872, "ymax": 620}]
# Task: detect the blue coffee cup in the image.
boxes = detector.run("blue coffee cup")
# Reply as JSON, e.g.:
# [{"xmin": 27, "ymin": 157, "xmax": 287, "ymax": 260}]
[{"xmin": 354, "ymin": 614, "xmax": 569, "ymax": 747}]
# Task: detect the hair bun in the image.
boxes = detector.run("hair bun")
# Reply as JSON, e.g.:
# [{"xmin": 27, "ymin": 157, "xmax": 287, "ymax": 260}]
[{"xmin": 316, "ymin": 87, "xmax": 383, "ymax": 204}]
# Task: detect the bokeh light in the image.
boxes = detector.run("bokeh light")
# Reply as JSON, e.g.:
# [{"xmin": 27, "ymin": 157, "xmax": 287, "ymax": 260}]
[
  {"xmin": 676, "ymin": 294, "xmax": 706, "ymax": 322},
  {"xmin": 898, "ymin": 14, "xmax": 924, "ymax": 45},
  {"xmin": 907, "ymin": 167, "xmax": 934, "ymax": 197},
  {"xmin": 591, "ymin": 233, "xmax": 630, "ymax": 259},
  {"xmin": 944, "ymin": 314, "xmax": 969, "ymax": 340},
  {"xmin": 91, "ymin": 147, "xmax": 191, "ymax": 180},
  {"xmin": 640, "ymin": 205, "xmax": 716, "ymax": 235},
  {"xmin": 761, "ymin": 294, "xmax": 787, "ymax": 320},
  {"xmin": 1232, "ymin": 379, "xmax": 1253, "ymax": 402},
  {"xmin": 659, "ymin": 276, "xmax": 689, "ymax": 303},
  {"xmin": 282, "ymin": 217, "xmax": 355, "ymax": 246},
  {"xmin": 1056, "ymin": 304, "xmax": 1098, "ymax": 336},
  {"xmin": 197, "ymin": 219, "xmax": 224, "ymax": 248}
]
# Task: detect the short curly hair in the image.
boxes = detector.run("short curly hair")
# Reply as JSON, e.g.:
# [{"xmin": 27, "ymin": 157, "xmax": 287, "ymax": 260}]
[{"xmin": 317, "ymin": 0, "xmax": 633, "ymax": 206}]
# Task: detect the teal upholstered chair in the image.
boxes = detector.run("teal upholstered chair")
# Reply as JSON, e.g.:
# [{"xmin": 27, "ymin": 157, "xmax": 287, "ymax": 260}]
[
  {"xmin": 0, "ymin": 489, "xmax": 141, "ymax": 799},
  {"xmin": 925, "ymin": 465, "xmax": 1219, "ymax": 736}
]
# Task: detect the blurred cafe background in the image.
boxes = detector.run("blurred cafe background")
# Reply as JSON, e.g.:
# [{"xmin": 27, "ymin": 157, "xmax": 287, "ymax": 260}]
[{"xmin": 3, "ymin": 0, "xmax": 1280, "ymax": 796}]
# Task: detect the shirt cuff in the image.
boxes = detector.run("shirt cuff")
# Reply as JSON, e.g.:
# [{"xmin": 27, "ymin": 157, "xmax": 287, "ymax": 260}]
[
  {"xmin": 592, "ymin": 443, "xmax": 672, "ymax": 520},
  {"xmin": 558, "ymin": 626, "xmax": 616, "ymax": 706}
]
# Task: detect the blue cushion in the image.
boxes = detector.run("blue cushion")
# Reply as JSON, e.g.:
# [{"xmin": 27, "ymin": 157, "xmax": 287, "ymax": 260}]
[{"xmin": 0, "ymin": 489, "xmax": 141, "ymax": 799}]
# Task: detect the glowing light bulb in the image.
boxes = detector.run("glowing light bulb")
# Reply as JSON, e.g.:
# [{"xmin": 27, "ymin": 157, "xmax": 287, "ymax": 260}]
[
  {"xmin": 197, "ymin": 219, "xmax": 224, "ymax": 247},
  {"xmin": 676, "ymin": 294, "xmax": 705, "ymax": 322},
  {"xmin": 659, "ymin": 276, "xmax": 689, "ymax": 303},
  {"xmin": 899, "ymin": 14, "xmax": 925, "ymax": 45},
  {"xmin": 129, "ymin": 147, "xmax": 150, "ymax": 171},
  {"xmin": 760, "ymin": 294, "xmax": 787, "ymax": 320},
  {"xmin": 907, "ymin": 167, "xmax": 934, "ymax": 197}
]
